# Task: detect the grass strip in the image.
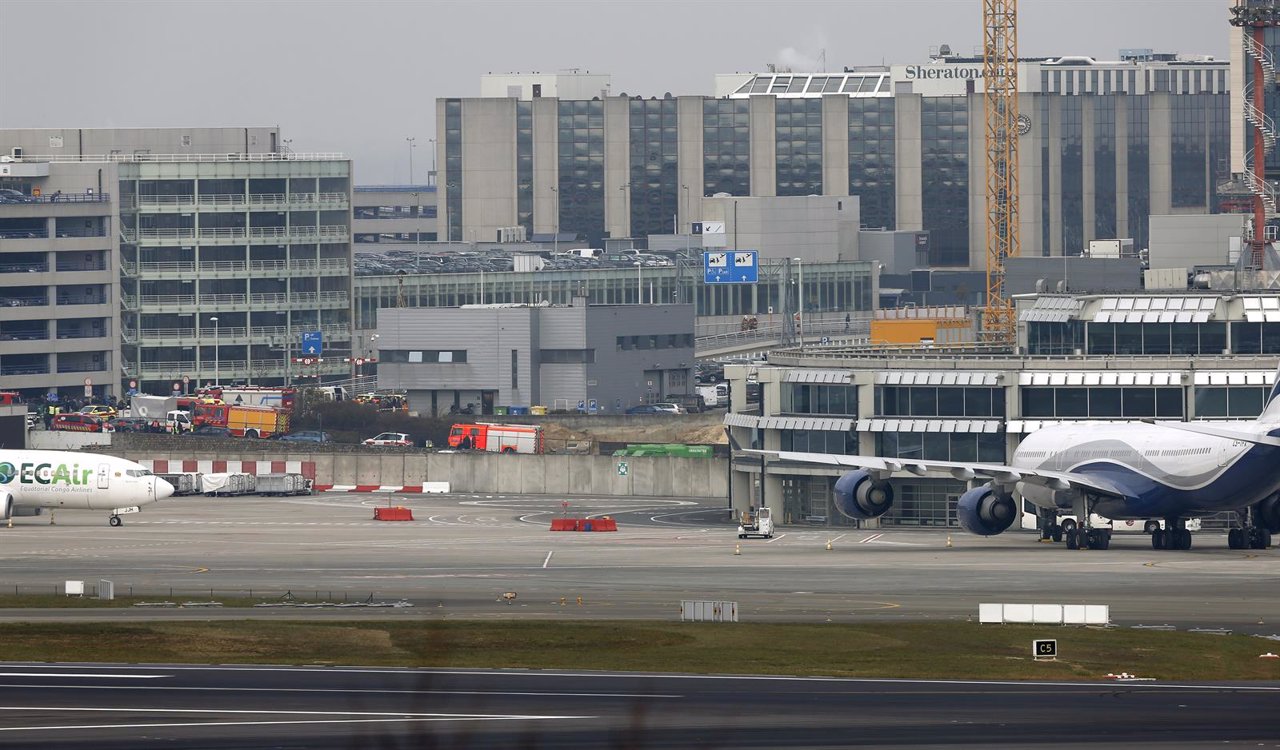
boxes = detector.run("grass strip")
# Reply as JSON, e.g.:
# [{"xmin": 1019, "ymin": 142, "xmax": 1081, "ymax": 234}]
[{"xmin": 3, "ymin": 620, "xmax": 1278, "ymax": 681}]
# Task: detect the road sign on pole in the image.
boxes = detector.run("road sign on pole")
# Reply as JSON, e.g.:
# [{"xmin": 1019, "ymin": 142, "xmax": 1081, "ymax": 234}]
[
  {"xmin": 704, "ymin": 250, "xmax": 758, "ymax": 284},
  {"xmin": 302, "ymin": 331, "xmax": 323, "ymax": 356}
]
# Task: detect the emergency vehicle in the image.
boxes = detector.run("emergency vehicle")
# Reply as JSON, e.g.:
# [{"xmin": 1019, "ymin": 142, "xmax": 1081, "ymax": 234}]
[
  {"xmin": 448, "ymin": 423, "xmax": 544, "ymax": 454},
  {"xmin": 190, "ymin": 403, "xmax": 290, "ymax": 438}
]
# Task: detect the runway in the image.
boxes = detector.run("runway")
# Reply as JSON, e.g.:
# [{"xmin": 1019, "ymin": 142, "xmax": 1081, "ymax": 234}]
[
  {"xmin": 0, "ymin": 662, "xmax": 1276, "ymax": 749},
  {"xmin": 0, "ymin": 492, "xmax": 1277, "ymax": 631}
]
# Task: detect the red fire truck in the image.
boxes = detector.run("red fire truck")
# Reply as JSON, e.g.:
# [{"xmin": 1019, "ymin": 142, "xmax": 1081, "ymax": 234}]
[
  {"xmin": 191, "ymin": 403, "xmax": 290, "ymax": 438},
  {"xmin": 448, "ymin": 423, "xmax": 544, "ymax": 454}
]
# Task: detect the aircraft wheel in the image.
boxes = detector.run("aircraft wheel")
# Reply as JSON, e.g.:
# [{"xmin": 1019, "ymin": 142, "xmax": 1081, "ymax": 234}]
[
  {"xmin": 1143, "ymin": 520, "xmax": 1160, "ymax": 534},
  {"xmin": 1151, "ymin": 529, "xmax": 1166, "ymax": 550},
  {"xmin": 1065, "ymin": 529, "xmax": 1079, "ymax": 550},
  {"xmin": 738, "ymin": 534, "xmax": 745, "ymax": 539},
  {"xmin": 1228, "ymin": 529, "xmax": 1244, "ymax": 550},
  {"xmin": 1177, "ymin": 529, "xmax": 1193, "ymax": 550},
  {"xmin": 1061, "ymin": 518, "xmax": 1077, "ymax": 535},
  {"xmin": 109, "ymin": 515, "xmax": 122, "ymax": 527},
  {"xmin": 1051, "ymin": 525, "xmax": 1063, "ymax": 543},
  {"xmin": 1264, "ymin": 530, "xmax": 1274, "ymax": 549}
]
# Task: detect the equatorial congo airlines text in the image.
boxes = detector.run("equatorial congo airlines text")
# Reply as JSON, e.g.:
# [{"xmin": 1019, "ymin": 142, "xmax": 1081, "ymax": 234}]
[{"xmin": 0, "ymin": 461, "xmax": 96, "ymax": 492}]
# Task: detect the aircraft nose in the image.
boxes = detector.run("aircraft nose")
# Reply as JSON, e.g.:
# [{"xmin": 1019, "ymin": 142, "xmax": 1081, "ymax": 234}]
[{"xmin": 153, "ymin": 476, "xmax": 175, "ymax": 500}]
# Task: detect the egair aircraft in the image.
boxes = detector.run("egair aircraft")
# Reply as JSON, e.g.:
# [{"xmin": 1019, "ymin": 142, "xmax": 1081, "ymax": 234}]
[
  {"xmin": 0, "ymin": 451, "xmax": 174, "ymax": 526},
  {"xmin": 744, "ymin": 366, "xmax": 1280, "ymax": 551}
]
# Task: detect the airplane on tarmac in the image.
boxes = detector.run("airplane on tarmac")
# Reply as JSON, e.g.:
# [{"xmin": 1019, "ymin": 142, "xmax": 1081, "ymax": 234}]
[
  {"xmin": 740, "ymin": 364, "xmax": 1280, "ymax": 552},
  {"xmin": 0, "ymin": 451, "xmax": 174, "ymax": 526}
]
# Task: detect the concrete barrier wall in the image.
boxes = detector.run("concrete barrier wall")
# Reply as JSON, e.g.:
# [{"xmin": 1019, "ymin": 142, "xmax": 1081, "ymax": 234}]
[{"xmin": 107, "ymin": 447, "xmax": 727, "ymax": 499}]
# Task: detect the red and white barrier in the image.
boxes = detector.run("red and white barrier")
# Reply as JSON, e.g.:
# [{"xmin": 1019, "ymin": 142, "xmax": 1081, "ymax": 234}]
[
  {"xmin": 313, "ymin": 482, "xmax": 450, "ymax": 494},
  {"xmin": 141, "ymin": 459, "xmax": 314, "ymax": 479}
]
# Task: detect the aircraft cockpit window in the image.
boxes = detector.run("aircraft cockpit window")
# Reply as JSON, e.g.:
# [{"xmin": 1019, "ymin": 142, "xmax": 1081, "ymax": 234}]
[{"xmin": 125, "ymin": 469, "xmax": 153, "ymax": 477}]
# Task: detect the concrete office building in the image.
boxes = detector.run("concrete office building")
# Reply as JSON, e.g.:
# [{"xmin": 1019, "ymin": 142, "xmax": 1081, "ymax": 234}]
[
  {"xmin": 723, "ymin": 290, "xmax": 1280, "ymax": 528},
  {"xmin": 0, "ymin": 128, "xmax": 355, "ymax": 396},
  {"xmin": 437, "ymin": 52, "xmax": 1229, "ymax": 267},
  {"xmin": 376, "ymin": 301, "xmax": 694, "ymax": 415}
]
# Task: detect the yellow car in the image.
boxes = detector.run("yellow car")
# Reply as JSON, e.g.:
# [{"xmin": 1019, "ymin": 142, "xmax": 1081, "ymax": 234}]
[{"xmin": 80, "ymin": 404, "xmax": 118, "ymax": 419}]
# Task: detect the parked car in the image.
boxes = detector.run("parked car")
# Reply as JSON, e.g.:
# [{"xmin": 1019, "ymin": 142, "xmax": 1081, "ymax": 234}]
[
  {"xmin": 0, "ymin": 188, "xmax": 30, "ymax": 204},
  {"xmin": 278, "ymin": 430, "xmax": 332, "ymax": 443},
  {"xmin": 80, "ymin": 404, "xmax": 118, "ymax": 419},
  {"xmin": 106, "ymin": 416, "xmax": 152, "ymax": 433},
  {"xmin": 668, "ymin": 394, "xmax": 706, "ymax": 414},
  {"xmin": 51, "ymin": 413, "xmax": 105, "ymax": 432},
  {"xmin": 363, "ymin": 431, "xmax": 412, "ymax": 447},
  {"xmin": 625, "ymin": 404, "xmax": 663, "ymax": 415},
  {"xmin": 186, "ymin": 425, "xmax": 232, "ymax": 438}
]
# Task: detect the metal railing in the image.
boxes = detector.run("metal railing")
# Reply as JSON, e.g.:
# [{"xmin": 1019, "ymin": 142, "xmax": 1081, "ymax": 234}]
[
  {"xmin": 130, "ymin": 291, "xmax": 349, "ymax": 308},
  {"xmin": 1, "ymin": 297, "xmax": 49, "ymax": 307},
  {"xmin": 123, "ymin": 258, "xmax": 348, "ymax": 275},
  {"xmin": 0, "ymin": 365, "xmax": 50, "ymax": 375},
  {"xmin": 18, "ymin": 152, "xmax": 346, "ymax": 163},
  {"xmin": 55, "ymin": 297, "xmax": 108, "ymax": 306},
  {"xmin": 0, "ymin": 230, "xmax": 49, "ymax": 239},
  {"xmin": 0, "ymin": 262, "xmax": 49, "ymax": 273}
]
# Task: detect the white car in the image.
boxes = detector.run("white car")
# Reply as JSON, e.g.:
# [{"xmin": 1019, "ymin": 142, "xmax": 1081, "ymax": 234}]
[
  {"xmin": 362, "ymin": 432, "xmax": 412, "ymax": 447},
  {"xmin": 651, "ymin": 403, "xmax": 683, "ymax": 415}
]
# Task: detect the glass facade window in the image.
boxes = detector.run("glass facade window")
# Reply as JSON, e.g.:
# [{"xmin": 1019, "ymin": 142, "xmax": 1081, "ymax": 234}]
[
  {"xmin": 1060, "ymin": 97, "xmax": 1083, "ymax": 254},
  {"xmin": 1020, "ymin": 387, "xmax": 1183, "ymax": 418},
  {"xmin": 781, "ymin": 384, "xmax": 858, "ymax": 416},
  {"xmin": 1229, "ymin": 322, "xmax": 1280, "ymax": 353},
  {"xmin": 1171, "ymin": 95, "xmax": 1207, "ymax": 208},
  {"xmin": 1040, "ymin": 94, "xmax": 1051, "ymax": 256},
  {"xmin": 775, "ymin": 99, "xmax": 823, "ymax": 196},
  {"xmin": 516, "ymin": 101, "xmax": 533, "ymax": 239},
  {"xmin": 445, "ymin": 100, "xmax": 463, "ymax": 242},
  {"xmin": 1026, "ymin": 321, "xmax": 1084, "ymax": 355},
  {"xmin": 781, "ymin": 429, "xmax": 857, "ymax": 455},
  {"xmin": 557, "ymin": 100, "xmax": 605, "ymax": 245},
  {"xmin": 881, "ymin": 481, "xmax": 965, "ymax": 527},
  {"xmin": 703, "ymin": 99, "xmax": 750, "ymax": 197},
  {"xmin": 628, "ymin": 99, "xmax": 680, "ymax": 239},
  {"xmin": 875, "ymin": 386, "xmax": 1004, "ymax": 417},
  {"xmin": 1093, "ymin": 96, "xmax": 1117, "ymax": 239},
  {"xmin": 876, "ymin": 432, "xmax": 1004, "ymax": 463},
  {"xmin": 1085, "ymin": 322, "xmax": 1225, "ymax": 355},
  {"xmin": 921, "ymin": 98, "xmax": 969, "ymax": 265},
  {"xmin": 1195, "ymin": 386, "xmax": 1266, "ymax": 418},
  {"xmin": 848, "ymin": 98, "xmax": 896, "ymax": 229},
  {"xmin": 1126, "ymin": 96, "xmax": 1150, "ymax": 251}
]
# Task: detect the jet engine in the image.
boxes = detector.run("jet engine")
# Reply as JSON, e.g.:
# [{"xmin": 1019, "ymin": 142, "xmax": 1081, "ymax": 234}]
[
  {"xmin": 833, "ymin": 470, "xmax": 894, "ymax": 520},
  {"xmin": 956, "ymin": 484, "xmax": 1017, "ymax": 536},
  {"xmin": 1254, "ymin": 495, "xmax": 1280, "ymax": 533}
]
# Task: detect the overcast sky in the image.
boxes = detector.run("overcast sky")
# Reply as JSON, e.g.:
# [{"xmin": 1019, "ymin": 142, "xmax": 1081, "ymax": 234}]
[{"xmin": 1, "ymin": 0, "xmax": 1228, "ymax": 184}]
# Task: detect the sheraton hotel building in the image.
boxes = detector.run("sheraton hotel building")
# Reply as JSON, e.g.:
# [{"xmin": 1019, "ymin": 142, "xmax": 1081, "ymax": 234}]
[{"xmin": 437, "ymin": 50, "xmax": 1229, "ymax": 268}]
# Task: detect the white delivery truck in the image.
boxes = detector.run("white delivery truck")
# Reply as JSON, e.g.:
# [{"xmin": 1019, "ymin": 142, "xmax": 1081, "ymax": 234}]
[{"xmin": 738, "ymin": 507, "xmax": 774, "ymax": 539}]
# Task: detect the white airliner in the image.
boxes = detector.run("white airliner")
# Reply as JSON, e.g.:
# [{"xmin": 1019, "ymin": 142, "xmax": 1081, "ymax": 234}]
[
  {"xmin": 744, "ymin": 366, "xmax": 1280, "ymax": 552},
  {"xmin": 0, "ymin": 451, "xmax": 174, "ymax": 526}
]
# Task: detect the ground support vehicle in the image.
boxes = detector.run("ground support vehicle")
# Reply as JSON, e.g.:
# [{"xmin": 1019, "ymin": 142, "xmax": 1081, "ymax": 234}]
[
  {"xmin": 738, "ymin": 507, "xmax": 775, "ymax": 539},
  {"xmin": 191, "ymin": 403, "xmax": 289, "ymax": 438},
  {"xmin": 255, "ymin": 473, "xmax": 313, "ymax": 496},
  {"xmin": 158, "ymin": 473, "xmax": 201, "ymax": 496},
  {"xmin": 201, "ymin": 473, "xmax": 256, "ymax": 496},
  {"xmin": 448, "ymin": 422, "xmax": 544, "ymax": 453}
]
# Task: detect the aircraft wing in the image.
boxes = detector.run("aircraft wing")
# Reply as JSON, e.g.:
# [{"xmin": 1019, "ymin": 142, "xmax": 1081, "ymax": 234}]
[
  {"xmin": 1141, "ymin": 420, "xmax": 1280, "ymax": 447},
  {"xmin": 742, "ymin": 448, "xmax": 1129, "ymax": 499}
]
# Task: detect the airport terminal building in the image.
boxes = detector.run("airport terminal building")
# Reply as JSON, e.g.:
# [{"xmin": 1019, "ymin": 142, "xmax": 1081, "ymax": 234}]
[
  {"xmin": 436, "ymin": 52, "xmax": 1228, "ymax": 266},
  {"xmin": 723, "ymin": 291, "xmax": 1280, "ymax": 529}
]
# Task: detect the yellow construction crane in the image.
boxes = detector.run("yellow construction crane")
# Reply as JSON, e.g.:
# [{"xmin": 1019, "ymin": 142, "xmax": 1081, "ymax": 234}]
[{"xmin": 982, "ymin": 0, "xmax": 1019, "ymax": 344}]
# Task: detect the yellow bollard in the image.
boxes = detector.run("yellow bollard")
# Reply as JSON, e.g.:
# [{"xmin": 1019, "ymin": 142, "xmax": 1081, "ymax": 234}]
[
  {"xmin": 734, "ymin": 543, "xmax": 741, "ymax": 556},
  {"xmin": 946, "ymin": 534, "xmax": 953, "ymax": 548},
  {"xmin": 825, "ymin": 539, "xmax": 832, "ymax": 551},
  {"xmin": 5, "ymin": 517, "xmax": 11, "ymax": 528}
]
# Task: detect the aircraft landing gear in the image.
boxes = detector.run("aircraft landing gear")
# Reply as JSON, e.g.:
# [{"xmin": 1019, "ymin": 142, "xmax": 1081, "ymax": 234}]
[
  {"xmin": 1152, "ymin": 518, "xmax": 1192, "ymax": 550},
  {"xmin": 1064, "ymin": 496, "xmax": 1110, "ymax": 550},
  {"xmin": 1228, "ymin": 521, "xmax": 1272, "ymax": 549},
  {"xmin": 109, "ymin": 515, "xmax": 122, "ymax": 527},
  {"xmin": 1038, "ymin": 513, "xmax": 1064, "ymax": 543}
]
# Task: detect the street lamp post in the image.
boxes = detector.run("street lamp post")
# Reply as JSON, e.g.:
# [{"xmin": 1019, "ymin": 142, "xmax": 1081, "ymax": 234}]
[
  {"xmin": 793, "ymin": 258, "xmax": 804, "ymax": 349},
  {"xmin": 550, "ymin": 186, "xmax": 559, "ymax": 256},
  {"xmin": 367, "ymin": 334, "xmax": 380, "ymax": 380},
  {"xmin": 209, "ymin": 316, "xmax": 219, "ymax": 386},
  {"xmin": 635, "ymin": 261, "xmax": 643, "ymax": 305},
  {"xmin": 406, "ymin": 137, "xmax": 417, "ymax": 184},
  {"xmin": 427, "ymin": 137, "xmax": 437, "ymax": 186}
]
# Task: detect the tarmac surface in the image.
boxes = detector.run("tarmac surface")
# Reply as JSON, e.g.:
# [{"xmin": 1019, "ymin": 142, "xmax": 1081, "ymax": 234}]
[
  {"xmin": 0, "ymin": 663, "xmax": 1277, "ymax": 749},
  {"xmin": 0, "ymin": 491, "xmax": 1278, "ymax": 631}
]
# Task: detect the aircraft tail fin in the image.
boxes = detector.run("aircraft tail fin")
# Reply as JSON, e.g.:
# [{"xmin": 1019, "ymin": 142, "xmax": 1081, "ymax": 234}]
[{"xmin": 1261, "ymin": 361, "xmax": 1280, "ymax": 423}]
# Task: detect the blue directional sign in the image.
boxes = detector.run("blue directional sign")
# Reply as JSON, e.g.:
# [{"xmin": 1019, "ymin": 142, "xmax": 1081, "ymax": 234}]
[
  {"xmin": 302, "ymin": 330, "xmax": 323, "ymax": 356},
  {"xmin": 704, "ymin": 250, "xmax": 758, "ymax": 284}
]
